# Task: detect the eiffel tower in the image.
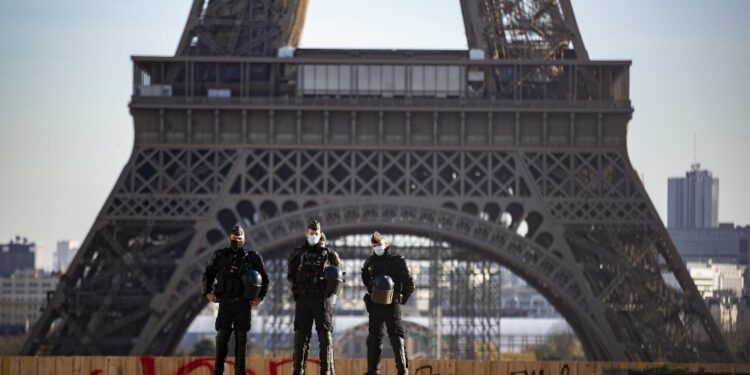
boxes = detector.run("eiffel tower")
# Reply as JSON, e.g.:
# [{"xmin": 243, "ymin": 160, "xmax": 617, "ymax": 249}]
[{"xmin": 22, "ymin": 0, "xmax": 734, "ymax": 362}]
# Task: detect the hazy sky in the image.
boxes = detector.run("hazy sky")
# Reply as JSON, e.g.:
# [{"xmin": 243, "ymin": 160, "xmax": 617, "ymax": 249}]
[{"xmin": 1, "ymin": 0, "xmax": 749, "ymax": 268}]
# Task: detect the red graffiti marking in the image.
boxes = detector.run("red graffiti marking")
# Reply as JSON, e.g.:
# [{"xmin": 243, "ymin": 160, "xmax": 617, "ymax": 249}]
[
  {"xmin": 175, "ymin": 357, "xmax": 215, "ymax": 375},
  {"xmin": 88, "ymin": 356, "xmax": 310, "ymax": 375},
  {"xmin": 268, "ymin": 358, "xmax": 320, "ymax": 375},
  {"xmin": 140, "ymin": 356, "xmax": 156, "ymax": 375}
]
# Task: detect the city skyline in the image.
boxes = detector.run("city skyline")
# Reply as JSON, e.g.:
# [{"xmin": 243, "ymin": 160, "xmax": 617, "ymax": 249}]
[{"xmin": 1, "ymin": 0, "xmax": 749, "ymax": 252}]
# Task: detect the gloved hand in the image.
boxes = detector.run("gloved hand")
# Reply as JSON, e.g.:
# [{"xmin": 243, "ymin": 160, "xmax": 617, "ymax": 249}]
[
  {"xmin": 392, "ymin": 292, "xmax": 403, "ymax": 305},
  {"xmin": 363, "ymin": 293, "xmax": 372, "ymax": 312}
]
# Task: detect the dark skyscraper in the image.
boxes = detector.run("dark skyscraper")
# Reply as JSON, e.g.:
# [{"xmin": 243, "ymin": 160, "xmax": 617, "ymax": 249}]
[
  {"xmin": 0, "ymin": 237, "xmax": 35, "ymax": 277},
  {"xmin": 668, "ymin": 163, "xmax": 719, "ymax": 229}
]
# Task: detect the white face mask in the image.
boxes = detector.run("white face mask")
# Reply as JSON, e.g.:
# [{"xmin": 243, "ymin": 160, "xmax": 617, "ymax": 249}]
[
  {"xmin": 307, "ymin": 234, "xmax": 320, "ymax": 246},
  {"xmin": 373, "ymin": 245, "xmax": 385, "ymax": 256}
]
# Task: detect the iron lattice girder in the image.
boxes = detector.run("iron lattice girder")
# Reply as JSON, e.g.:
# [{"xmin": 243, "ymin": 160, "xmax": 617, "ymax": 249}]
[
  {"xmin": 178, "ymin": 0, "xmax": 588, "ymax": 59},
  {"xmin": 564, "ymin": 226, "xmax": 698, "ymax": 360},
  {"xmin": 464, "ymin": 0, "xmax": 587, "ymax": 59},
  {"xmin": 22, "ymin": 0, "xmax": 734, "ymax": 363},
  {"xmin": 177, "ymin": 0, "xmax": 306, "ymax": 56},
  {"xmin": 23, "ymin": 143, "xmax": 735, "ymax": 361},
  {"xmin": 134, "ymin": 202, "xmax": 607, "ymax": 357},
  {"xmin": 22, "ymin": 220, "xmax": 199, "ymax": 355}
]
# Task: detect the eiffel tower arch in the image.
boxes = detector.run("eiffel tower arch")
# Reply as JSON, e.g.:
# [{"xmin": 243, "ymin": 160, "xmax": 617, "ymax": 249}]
[{"xmin": 22, "ymin": 0, "xmax": 734, "ymax": 362}]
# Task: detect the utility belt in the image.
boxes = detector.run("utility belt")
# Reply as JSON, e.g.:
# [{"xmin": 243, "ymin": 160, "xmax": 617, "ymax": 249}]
[
  {"xmin": 217, "ymin": 295, "xmax": 247, "ymax": 303},
  {"xmin": 296, "ymin": 275, "xmax": 325, "ymax": 290},
  {"xmin": 298, "ymin": 286, "xmax": 326, "ymax": 296}
]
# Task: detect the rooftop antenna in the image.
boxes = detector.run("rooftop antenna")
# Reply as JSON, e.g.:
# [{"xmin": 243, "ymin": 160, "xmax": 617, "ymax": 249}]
[{"xmin": 691, "ymin": 132, "xmax": 700, "ymax": 171}]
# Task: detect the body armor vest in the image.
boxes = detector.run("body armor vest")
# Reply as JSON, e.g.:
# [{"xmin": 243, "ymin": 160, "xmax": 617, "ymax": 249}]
[
  {"xmin": 296, "ymin": 248, "xmax": 328, "ymax": 289},
  {"xmin": 217, "ymin": 249, "xmax": 251, "ymax": 298}
]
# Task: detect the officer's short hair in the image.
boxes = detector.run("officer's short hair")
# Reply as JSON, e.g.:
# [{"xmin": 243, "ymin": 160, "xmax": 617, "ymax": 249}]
[
  {"xmin": 307, "ymin": 219, "xmax": 321, "ymax": 232},
  {"xmin": 230, "ymin": 225, "xmax": 245, "ymax": 237}
]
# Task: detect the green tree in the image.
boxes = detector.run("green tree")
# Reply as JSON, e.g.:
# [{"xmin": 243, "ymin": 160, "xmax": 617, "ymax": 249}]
[
  {"xmin": 190, "ymin": 337, "xmax": 216, "ymax": 356},
  {"xmin": 529, "ymin": 333, "xmax": 585, "ymax": 361}
]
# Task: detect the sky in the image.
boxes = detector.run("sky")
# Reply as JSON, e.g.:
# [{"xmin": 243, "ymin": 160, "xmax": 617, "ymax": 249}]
[{"xmin": 1, "ymin": 0, "xmax": 749, "ymax": 269}]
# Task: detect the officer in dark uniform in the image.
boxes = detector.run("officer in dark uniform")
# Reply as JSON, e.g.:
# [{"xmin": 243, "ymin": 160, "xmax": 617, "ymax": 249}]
[
  {"xmin": 202, "ymin": 225, "xmax": 269, "ymax": 375},
  {"xmin": 362, "ymin": 231, "xmax": 415, "ymax": 375},
  {"xmin": 287, "ymin": 219, "xmax": 342, "ymax": 375}
]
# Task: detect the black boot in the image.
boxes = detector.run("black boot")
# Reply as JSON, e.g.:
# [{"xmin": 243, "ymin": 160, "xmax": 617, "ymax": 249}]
[
  {"xmin": 389, "ymin": 336, "xmax": 408, "ymax": 375},
  {"xmin": 319, "ymin": 331, "xmax": 335, "ymax": 375},
  {"xmin": 234, "ymin": 330, "xmax": 248, "ymax": 375},
  {"xmin": 365, "ymin": 334, "xmax": 382, "ymax": 375},
  {"xmin": 292, "ymin": 330, "xmax": 311, "ymax": 375},
  {"xmin": 214, "ymin": 329, "xmax": 231, "ymax": 375}
]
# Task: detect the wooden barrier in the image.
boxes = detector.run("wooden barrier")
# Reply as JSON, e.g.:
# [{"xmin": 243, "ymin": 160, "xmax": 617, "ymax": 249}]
[{"xmin": 0, "ymin": 357, "xmax": 748, "ymax": 375}]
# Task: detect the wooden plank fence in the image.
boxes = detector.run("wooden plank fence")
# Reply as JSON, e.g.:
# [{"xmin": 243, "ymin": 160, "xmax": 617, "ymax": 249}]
[{"xmin": 1, "ymin": 357, "xmax": 748, "ymax": 375}]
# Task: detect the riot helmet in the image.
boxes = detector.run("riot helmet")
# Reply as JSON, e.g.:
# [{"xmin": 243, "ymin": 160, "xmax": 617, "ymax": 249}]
[
  {"xmin": 323, "ymin": 265, "xmax": 345, "ymax": 296},
  {"xmin": 371, "ymin": 274, "xmax": 395, "ymax": 304},
  {"xmin": 243, "ymin": 269, "xmax": 263, "ymax": 300}
]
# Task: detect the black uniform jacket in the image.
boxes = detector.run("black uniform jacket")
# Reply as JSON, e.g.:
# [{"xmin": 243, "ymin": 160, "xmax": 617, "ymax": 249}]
[
  {"xmin": 361, "ymin": 248, "xmax": 415, "ymax": 303},
  {"xmin": 287, "ymin": 240, "xmax": 341, "ymax": 296},
  {"xmin": 202, "ymin": 247, "xmax": 269, "ymax": 300}
]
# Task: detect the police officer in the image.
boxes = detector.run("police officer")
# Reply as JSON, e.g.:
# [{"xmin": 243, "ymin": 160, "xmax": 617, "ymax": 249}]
[
  {"xmin": 202, "ymin": 225, "xmax": 269, "ymax": 375},
  {"xmin": 362, "ymin": 231, "xmax": 415, "ymax": 375},
  {"xmin": 287, "ymin": 220, "xmax": 342, "ymax": 375}
]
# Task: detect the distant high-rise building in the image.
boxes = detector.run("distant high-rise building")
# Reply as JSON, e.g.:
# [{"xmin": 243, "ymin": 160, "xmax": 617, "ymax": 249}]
[
  {"xmin": 665, "ymin": 163, "xmax": 750, "ymax": 298},
  {"xmin": 0, "ymin": 237, "xmax": 35, "ymax": 278},
  {"xmin": 0, "ymin": 269, "xmax": 59, "ymax": 334},
  {"xmin": 33, "ymin": 243, "xmax": 51, "ymax": 272},
  {"xmin": 668, "ymin": 163, "xmax": 719, "ymax": 229},
  {"xmin": 54, "ymin": 240, "xmax": 79, "ymax": 273}
]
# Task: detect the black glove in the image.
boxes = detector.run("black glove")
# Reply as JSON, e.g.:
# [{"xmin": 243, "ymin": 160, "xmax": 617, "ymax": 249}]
[
  {"xmin": 363, "ymin": 293, "xmax": 372, "ymax": 312},
  {"xmin": 392, "ymin": 292, "xmax": 403, "ymax": 305}
]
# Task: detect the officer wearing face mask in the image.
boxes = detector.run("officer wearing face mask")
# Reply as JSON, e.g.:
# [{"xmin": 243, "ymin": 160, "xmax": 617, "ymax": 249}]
[
  {"xmin": 202, "ymin": 225, "xmax": 269, "ymax": 375},
  {"xmin": 287, "ymin": 219, "xmax": 342, "ymax": 375},
  {"xmin": 362, "ymin": 231, "xmax": 415, "ymax": 375}
]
